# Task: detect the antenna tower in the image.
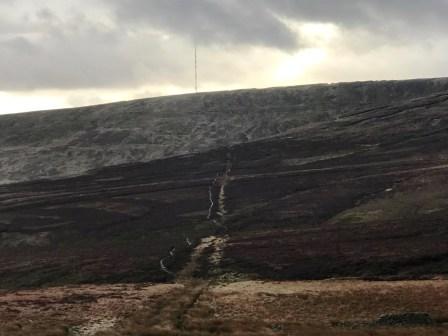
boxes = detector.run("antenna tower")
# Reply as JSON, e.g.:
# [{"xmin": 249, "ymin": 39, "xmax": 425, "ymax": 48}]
[{"xmin": 194, "ymin": 42, "xmax": 198, "ymax": 93}]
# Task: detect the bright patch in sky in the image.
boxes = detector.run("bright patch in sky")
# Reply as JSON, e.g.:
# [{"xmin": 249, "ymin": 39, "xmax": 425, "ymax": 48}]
[
  {"xmin": 275, "ymin": 48, "xmax": 327, "ymax": 82},
  {"xmin": 0, "ymin": 85, "xmax": 195, "ymax": 114},
  {"xmin": 299, "ymin": 23, "xmax": 340, "ymax": 46},
  {"xmin": 274, "ymin": 22, "xmax": 336, "ymax": 83},
  {"xmin": 0, "ymin": 92, "xmax": 67, "ymax": 114}
]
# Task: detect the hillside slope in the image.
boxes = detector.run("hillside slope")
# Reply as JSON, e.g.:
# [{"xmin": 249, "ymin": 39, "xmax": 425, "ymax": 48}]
[
  {"xmin": 1, "ymin": 78, "xmax": 448, "ymax": 184},
  {"xmin": 0, "ymin": 88, "xmax": 447, "ymax": 288}
]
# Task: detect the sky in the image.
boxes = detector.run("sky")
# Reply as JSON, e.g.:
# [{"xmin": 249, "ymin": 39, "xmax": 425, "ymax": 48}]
[{"xmin": 1, "ymin": 0, "xmax": 448, "ymax": 114}]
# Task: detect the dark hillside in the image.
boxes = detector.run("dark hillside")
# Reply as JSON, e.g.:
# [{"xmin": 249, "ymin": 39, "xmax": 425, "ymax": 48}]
[{"xmin": 1, "ymin": 89, "xmax": 448, "ymax": 287}]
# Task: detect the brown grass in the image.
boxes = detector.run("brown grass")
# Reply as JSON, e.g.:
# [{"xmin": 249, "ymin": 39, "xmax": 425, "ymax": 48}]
[
  {"xmin": 2, "ymin": 280, "xmax": 448, "ymax": 335},
  {"xmin": 0, "ymin": 283, "xmax": 181, "ymax": 336},
  {"xmin": 212, "ymin": 280, "xmax": 448, "ymax": 326}
]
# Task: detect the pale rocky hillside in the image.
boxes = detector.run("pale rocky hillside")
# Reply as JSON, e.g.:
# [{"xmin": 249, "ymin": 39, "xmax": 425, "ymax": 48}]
[{"xmin": 1, "ymin": 78, "xmax": 448, "ymax": 184}]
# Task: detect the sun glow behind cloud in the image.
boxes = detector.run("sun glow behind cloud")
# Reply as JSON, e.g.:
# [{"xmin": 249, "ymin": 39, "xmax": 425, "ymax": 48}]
[
  {"xmin": 0, "ymin": 85, "xmax": 194, "ymax": 114},
  {"xmin": 274, "ymin": 22, "xmax": 338, "ymax": 84},
  {"xmin": 275, "ymin": 48, "xmax": 327, "ymax": 82},
  {"xmin": 0, "ymin": 92, "xmax": 67, "ymax": 114}
]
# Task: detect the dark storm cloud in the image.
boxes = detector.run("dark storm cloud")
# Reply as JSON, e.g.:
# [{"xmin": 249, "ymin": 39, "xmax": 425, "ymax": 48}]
[
  {"xmin": 110, "ymin": 0, "xmax": 448, "ymax": 45},
  {"xmin": 266, "ymin": 0, "xmax": 448, "ymax": 38},
  {"xmin": 109, "ymin": 0, "xmax": 298, "ymax": 49},
  {"xmin": 265, "ymin": 0, "xmax": 447, "ymax": 24}
]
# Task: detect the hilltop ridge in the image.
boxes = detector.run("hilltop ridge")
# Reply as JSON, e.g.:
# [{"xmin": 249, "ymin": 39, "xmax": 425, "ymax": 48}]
[{"xmin": 1, "ymin": 77, "xmax": 448, "ymax": 184}]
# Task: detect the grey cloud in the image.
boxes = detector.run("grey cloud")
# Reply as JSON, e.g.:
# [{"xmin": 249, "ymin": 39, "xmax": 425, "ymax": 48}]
[
  {"xmin": 110, "ymin": 0, "xmax": 448, "ymax": 46},
  {"xmin": 266, "ymin": 0, "xmax": 448, "ymax": 35},
  {"xmin": 0, "ymin": 7, "xmax": 194, "ymax": 91},
  {"xmin": 109, "ymin": 0, "xmax": 298, "ymax": 49},
  {"xmin": 0, "ymin": 0, "xmax": 16, "ymax": 6}
]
